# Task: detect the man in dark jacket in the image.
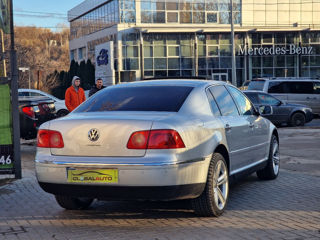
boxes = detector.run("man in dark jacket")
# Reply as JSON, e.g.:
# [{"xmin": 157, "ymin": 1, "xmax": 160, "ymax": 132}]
[{"xmin": 89, "ymin": 78, "xmax": 105, "ymax": 97}]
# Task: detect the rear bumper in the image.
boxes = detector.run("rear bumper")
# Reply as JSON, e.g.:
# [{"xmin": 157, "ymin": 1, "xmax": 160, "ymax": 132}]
[
  {"xmin": 38, "ymin": 182, "xmax": 205, "ymax": 201},
  {"xmin": 35, "ymin": 155, "xmax": 211, "ymax": 200}
]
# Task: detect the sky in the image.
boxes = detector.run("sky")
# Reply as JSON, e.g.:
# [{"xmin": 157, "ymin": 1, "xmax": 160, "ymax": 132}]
[{"xmin": 13, "ymin": 0, "xmax": 84, "ymax": 31}]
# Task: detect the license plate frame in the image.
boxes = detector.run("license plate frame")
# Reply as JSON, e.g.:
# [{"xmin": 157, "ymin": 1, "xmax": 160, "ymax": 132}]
[{"xmin": 67, "ymin": 168, "xmax": 118, "ymax": 183}]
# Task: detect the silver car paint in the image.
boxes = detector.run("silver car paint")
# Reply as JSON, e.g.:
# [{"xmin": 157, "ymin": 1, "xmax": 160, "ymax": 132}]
[{"xmin": 35, "ymin": 80, "xmax": 276, "ymax": 195}]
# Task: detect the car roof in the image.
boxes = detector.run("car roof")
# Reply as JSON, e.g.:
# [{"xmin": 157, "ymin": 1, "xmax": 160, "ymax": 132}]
[
  {"xmin": 112, "ymin": 79, "xmax": 225, "ymax": 88},
  {"xmin": 251, "ymin": 77, "xmax": 320, "ymax": 82},
  {"xmin": 19, "ymin": 88, "xmax": 43, "ymax": 92},
  {"xmin": 243, "ymin": 90, "xmax": 265, "ymax": 93}
]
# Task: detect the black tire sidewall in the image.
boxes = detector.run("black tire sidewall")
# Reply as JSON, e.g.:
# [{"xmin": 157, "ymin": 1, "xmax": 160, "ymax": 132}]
[
  {"xmin": 257, "ymin": 134, "xmax": 280, "ymax": 180},
  {"xmin": 291, "ymin": 112, "xmax": 305, "ymax": 127},
  {"xmin": 206, "ymin": 153, "xmax": 229, "ymax": 216}
]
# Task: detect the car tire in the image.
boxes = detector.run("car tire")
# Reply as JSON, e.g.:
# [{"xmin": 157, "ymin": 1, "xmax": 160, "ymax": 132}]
[
  {"xmin": 191, "ymin": 152, "xmax": 229, "ymax": 217},
  {"xmin": 55, "ymin": 195, "xmax": 94, "ymax": 210},
  {"xmin": 290, "ymin": 112, "xmax": 305, "ymax": 127},
  {"xmin": 256, "ymin": 134, "xmax": 280, "ymax": 180},
  {"xmin": 56, "ymin": 109, "xmax": 69, "ymax": 118}
]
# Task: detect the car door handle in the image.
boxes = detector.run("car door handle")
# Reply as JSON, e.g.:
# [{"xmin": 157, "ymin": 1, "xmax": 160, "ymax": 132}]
[{"xmin": 225, "ymin": 124, "xmax": 232, "ymax": 131}]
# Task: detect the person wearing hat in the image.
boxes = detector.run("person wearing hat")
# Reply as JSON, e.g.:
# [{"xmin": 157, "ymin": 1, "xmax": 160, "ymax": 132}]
[
  {"xmin": 89, "ymin": 78, "xmax": 105, "ymax": 97},
  {"xmin": 65, "ymin": 76, "xmax": 86, "ymax": 112}
]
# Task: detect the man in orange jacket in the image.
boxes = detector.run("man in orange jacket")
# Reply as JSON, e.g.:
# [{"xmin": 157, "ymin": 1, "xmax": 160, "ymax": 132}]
[{"xmin": 65, "ymin": 76, "xmax": 86, "ymax": 112}]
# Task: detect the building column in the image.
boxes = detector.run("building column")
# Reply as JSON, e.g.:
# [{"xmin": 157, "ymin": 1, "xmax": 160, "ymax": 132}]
[
  {"xmin": 140, "ymin": 31, "xmax": 144, "ymax": 80},
  {"xmin": 194, "ymin": 32, "xmax": 198, "ymax": 76}
]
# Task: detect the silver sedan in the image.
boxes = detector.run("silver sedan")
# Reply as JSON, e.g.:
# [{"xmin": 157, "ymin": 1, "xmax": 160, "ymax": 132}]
[{"xmin": 35, "ymin": 80, "xmax": 279, "ymax": 217}]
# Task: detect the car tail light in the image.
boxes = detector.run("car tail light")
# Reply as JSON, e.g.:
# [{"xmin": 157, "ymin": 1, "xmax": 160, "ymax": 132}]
[
  {"xmin": 127, "ymin": 130, "xmax": 185, "ymax": 149},
  {"xmin": 127, "ymin": 131, "xmax": 149, "ymax": 149},
  {"xmin": 22, "ymin": 106, "xmax": 35, "ymax": 118},
  {"xmin": 38, "ymin": 103, "xmax": 49, "ymax": 115},
  {"xmin": 37, "ymin": 129, "xmax": 64, "ymax": 148}
]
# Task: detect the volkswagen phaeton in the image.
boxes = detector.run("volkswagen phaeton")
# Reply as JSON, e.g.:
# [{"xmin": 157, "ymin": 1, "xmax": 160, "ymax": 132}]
[{"xmin": 35, "ymin": 80, "xmax": 280, "ymax": 217}]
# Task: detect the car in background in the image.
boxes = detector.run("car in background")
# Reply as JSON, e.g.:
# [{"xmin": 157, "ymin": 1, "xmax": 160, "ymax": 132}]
[
  {"xmin": 35, "ymin": 80, "xmax": 279, "ymax": 217},
  {"xmin": 243, "ymin": 90, "xmax": 313, "ymax": 127},
  {"xmin": 247, "ymin": 78, "xmax": 320, "ymax": 116},
  {"xmin": 238, "ymin": 80, "xmax": 251, "ymax": 90},
  {"xmin": 19, "ymin": 96, "xmax": 56, "ymax": 139},
  {"xmin": 18, "ymin": 89, "xmax": 69, "ymax": 117}
]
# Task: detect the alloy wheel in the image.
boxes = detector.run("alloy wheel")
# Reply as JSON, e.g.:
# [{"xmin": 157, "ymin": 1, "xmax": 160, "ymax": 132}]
[
  {"xmin": 272, "ymin": 139, "xmax": 280, "ymax": 175},
  {"xmin": 213, "ymin": 160, "xmax": 229, "ymax": 210}
]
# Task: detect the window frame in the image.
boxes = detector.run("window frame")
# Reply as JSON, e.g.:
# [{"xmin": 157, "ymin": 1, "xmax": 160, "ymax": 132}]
[
  {"xmin": 226, "ymin": 85, "xmax": 255, "ymax": 116},
  {"xmin": 208, "ymin": 85, "xmax": 240, "ymax": 117}
]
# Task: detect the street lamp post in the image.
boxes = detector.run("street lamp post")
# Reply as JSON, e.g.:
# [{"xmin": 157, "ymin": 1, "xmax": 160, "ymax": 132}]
[
  {"xmin": 18, "ymin": 67, "xmax": 30, "ymax": 89},
  {"xmin": 230, "ymin": 0, "xmax": 237, "ymax": 86}
]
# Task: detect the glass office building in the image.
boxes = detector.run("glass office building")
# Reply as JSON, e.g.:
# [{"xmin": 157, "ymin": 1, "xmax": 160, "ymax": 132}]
[{"xmin": 68, "ymin": 0, "xmax": 320, "ymax": 86}]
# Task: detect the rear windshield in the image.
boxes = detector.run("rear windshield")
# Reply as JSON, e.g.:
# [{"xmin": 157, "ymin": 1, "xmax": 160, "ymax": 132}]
[
  {"xmin": 74, "ymin": 86, "xmax": 194, "ymax": 112},
  {"xmin": 247, "ymin": 80, "xmax": 265, "ymax": 90}
]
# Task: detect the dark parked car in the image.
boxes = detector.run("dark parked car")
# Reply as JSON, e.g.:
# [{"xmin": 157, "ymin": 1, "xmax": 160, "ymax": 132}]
[
  {"xmin": 243, "ymin": 90, "xmax": 313, "ymax": 127},
  {"xmin": 19, "ymin": 97, "xmax": 56, "ymax": 139}
]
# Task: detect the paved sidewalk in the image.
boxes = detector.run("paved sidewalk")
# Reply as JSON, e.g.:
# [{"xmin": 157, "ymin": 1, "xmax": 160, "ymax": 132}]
[
  {"xmin": 0, "ymin": 128, "xmax": 320, "ymax": 240},
  {"xmin": 1, "ymin": 166, "xmax": 320, "ymax": 239}
]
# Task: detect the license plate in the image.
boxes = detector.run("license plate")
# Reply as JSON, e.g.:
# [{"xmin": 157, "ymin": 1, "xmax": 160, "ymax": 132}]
[{"xmin": 67, "ymin": 169, "xmax": 118, "ymax": 183}]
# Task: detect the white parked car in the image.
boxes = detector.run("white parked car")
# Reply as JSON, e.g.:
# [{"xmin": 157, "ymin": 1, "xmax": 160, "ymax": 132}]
[{"xmin": 18, "ymin": 89, "xmax": 69, "ymax": 117}]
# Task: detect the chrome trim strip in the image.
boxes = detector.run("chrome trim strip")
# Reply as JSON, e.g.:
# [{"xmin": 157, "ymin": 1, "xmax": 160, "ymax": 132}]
[
  {"xmin": 230, "ymin": 157, "xmax": 268, "ymax": 176},
  {"xmin": 230, "ymin": 142, "xmax": 269, "ymax": 154},
  {"xmin": 35, "ymin": 157, "xmax": 206, "ymax": 166}
]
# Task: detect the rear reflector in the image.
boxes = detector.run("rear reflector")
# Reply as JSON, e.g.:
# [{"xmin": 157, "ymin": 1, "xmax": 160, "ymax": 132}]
[
  {"xmin": 127, "ymin": 129, "xmax": 185, "ymax": 149},
  {"xmin": 37, "ymin": 129, "xmax": 64, "ymax": 148}
]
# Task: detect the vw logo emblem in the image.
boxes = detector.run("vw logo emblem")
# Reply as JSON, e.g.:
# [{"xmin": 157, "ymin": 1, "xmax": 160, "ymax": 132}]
[{"xmin": 88, "ymin": 128, "xmax": 100, "ymax": 142}]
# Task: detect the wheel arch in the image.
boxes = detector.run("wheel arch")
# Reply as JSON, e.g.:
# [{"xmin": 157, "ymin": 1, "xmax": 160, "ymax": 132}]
[
  {"xmin": 272, "ymin": 129, "xmax": 279, "ymax": 143},
  {"xmin": 214, "ymin": 144, "xmax": 230, "ymax": 174},
  {"xmin": 289, "ymin": 110, "xmax": 305, "ymax": 119}
]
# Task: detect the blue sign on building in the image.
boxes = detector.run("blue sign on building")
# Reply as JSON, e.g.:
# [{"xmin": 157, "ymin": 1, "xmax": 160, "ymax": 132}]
[{"xmin": 96, "ymin": 49, "xmax": 109, "ymax": 66}]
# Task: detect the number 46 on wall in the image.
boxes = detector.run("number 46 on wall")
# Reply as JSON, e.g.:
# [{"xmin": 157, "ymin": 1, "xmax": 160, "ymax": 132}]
[{"xmin": 0, "ymin": 155, "xmax": 12, "ymax": 165}]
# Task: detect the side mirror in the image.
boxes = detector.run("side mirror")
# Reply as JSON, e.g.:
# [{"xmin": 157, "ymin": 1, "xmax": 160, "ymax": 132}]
[
  {"xmin": 253, "ymin": 106, "xmax": 260, "ymax": 116},
  {"xmin": 259, "ymin": 105, "xmax": 273, "ymax": 115}
]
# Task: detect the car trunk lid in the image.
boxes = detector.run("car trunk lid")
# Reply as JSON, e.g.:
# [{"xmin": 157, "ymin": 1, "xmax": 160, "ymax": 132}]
[{"xmin": 49, "ymin": 112, "xmax": 173, "ymax": 157}]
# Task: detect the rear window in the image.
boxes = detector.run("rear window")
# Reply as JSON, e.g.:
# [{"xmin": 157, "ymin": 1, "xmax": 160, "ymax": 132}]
[
  {"xmin": 74, "ymin": 86, "xmax": 194, "ymax": 112},
  {"xmin": 247, "ymin": 80, "xmax": 265, "ymax": 90}
]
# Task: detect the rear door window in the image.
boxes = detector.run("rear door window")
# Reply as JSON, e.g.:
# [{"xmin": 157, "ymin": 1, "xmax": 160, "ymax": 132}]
[
  {"xmin": 288, "ymin": 81, "xmax": 313, "ymax": 94},
  {"xmin": 258, "ymin": 93, "xmax": 281, "ymax": 105},
  {"xmin": 247, "ymin": 80, "xmax": 265, "ymax": 90},
  {"xmin": 209, "ymin": 85, "xmax": 239, "ymax": 116},
  {"xmin": 19, "ymin": 92, "xmax": 29, "ymax": 97},
  {"xmin": 206, "ymin": 89, "xmax": 221, "ymax": 117},
  {"xmin": 74, "ymin": 86, "xmax": 194, "ymax": 112},
  {"xmin": 227, "ymin": 86, "xmax": 254, "ymax": 115}
]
